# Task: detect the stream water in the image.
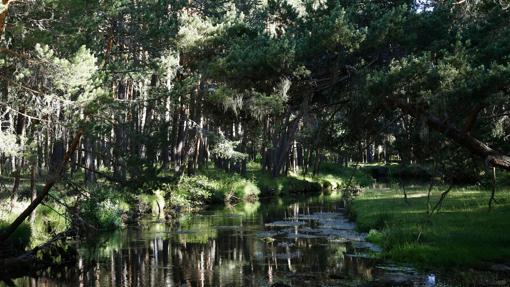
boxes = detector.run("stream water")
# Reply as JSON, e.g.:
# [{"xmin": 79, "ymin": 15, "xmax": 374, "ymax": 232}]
[{"xmin": 5, "ymin": 193, "xmax": 444, "ymax": 287}]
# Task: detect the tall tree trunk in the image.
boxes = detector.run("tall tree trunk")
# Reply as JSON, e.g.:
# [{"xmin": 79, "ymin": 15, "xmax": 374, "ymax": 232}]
[
  {"xmin": 10, "ymin": 168, "xmax": 20, "ymax": 209},
  {"xmin": 189, "ymin": 79, "xmax": 205, "ymax": 175},
  {"xmin": 29, "ymin": 163, "xmax": 37, "ymax": 224},
  {"xmin": 113, "ymin": 82, "xmax": 127, "ymax": 180},
  {"xmin": 10, "ymin": 108, "xmax": 26, "ymax": 209},
  {"xmin": 160, "ymin": 97, "xmax": 171, "ymax": 170},
  {"xmin": 312, "ymin": 147, "xmax": 321, "ymax": 176},
  {"xmin": 291, "ymin": 140, "xmax": 298, "ymax": 172},
  {"xmin": 84, "ymin": 136, "xmax": 96, "ymax": 184},
  {"xmin": 174, "ymin": 100, "xmax": 187, "ymax": 175},
  {"xmin": 304, "ymin": 145, "xmax": 312, "ymax": 175},
  {"xmin": 297, "ymin": 142, "xmax": 304, "ymax": 168},
  {"xmin": 271, "ymin": 113, "xmax": 301, "ymax": 177},
  {"xmin": 144, "ymin": 75, "xmax": 157, "ymax": 165},
  {"xmin": 170, "ymin": 102, "xmax": 179, "ymax": 164}
]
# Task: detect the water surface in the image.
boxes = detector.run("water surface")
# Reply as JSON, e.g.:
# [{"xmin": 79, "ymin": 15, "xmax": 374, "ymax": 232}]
[{"xmin": 5, "ymin": 193, "xmax": 438, "ymax": 287}]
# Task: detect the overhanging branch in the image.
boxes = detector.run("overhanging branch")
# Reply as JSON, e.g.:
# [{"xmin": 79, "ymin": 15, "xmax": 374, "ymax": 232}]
[{"xmin": 387, "ymin": 96, "xmax": 510, "ymax": 171}]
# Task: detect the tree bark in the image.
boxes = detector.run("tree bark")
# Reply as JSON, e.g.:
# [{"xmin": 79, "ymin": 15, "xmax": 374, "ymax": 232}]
[
  {"xmin": 174, "ymin": 100, "xmax": 187, "ymax": 173},
  {"xmin": 312, "ymin": 147, "xmax": 321, "ymax": 176},
  {"xmin": 84, "ymin": 136, "xmax": 96, "ymax": 184},
  {"xmin": 489, "ymin": 167, "xmax": 497, "ymax": 210},
  {"xmin": 29, "ymin": 162, "xmax": 37, "ymax": 224},
  {"xmin": 0, "ymin": 0, "xmax": 10, "ymax": 36},
  {"xmin": 271, "ymin": 113, "xmax": 302, "ymax": 177},
  {"xmin": 10, "ymin": 107, "xmax": 26, "ymax": 209}
]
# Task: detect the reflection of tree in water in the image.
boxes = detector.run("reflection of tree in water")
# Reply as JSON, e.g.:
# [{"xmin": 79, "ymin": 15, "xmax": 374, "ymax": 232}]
[{"xmin": 14, "ymin": 195, "xmax": 376, "ymax": 287}]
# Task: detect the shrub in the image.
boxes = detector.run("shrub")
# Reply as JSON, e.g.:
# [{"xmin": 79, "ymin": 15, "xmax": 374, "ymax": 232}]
[
  {"xmin": 80, "ymin": 198, "xmax": 124, "ymax": 229},
  {"xmin": 79, "ymin": 187, "xmax": 126, "ymax": 229},
  {"xmin": 366, "ymin": 229, "xmax": 383, "ymax": 244},
  {"xmin": 183, "ymin": 176, "xmax": 215, "ymax": 204},
  {"xmin": 138, "ymin": 193, "xmax": 165, "ymax": 217},
  {"xmin": 160, "ymin": 176, "xmax": 215, "ymax": 210},
  {"xmin": 231, "ymin": 179, "xmax": 260, "ymax": 201}
]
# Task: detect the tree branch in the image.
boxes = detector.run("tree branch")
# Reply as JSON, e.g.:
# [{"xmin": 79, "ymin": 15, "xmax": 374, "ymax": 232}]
[{"xmin": 387, "ymin": 97, "xmax": 510, "ymax": 171}]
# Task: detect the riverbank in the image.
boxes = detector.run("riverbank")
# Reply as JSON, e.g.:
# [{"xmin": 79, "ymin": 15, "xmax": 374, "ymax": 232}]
[
  {"xmin": 0, "ymin": 163, "xmax": 372, "ymax": 250},
  {"xmin": 350, "ymin": 184, "xmax": 510, "ymax": 270},
  {"xmin": 7, "ymin": 162, "xmax": 510, "ymax": 273},
  {"xmin": 162, "ymin": 162, "xmax": 373, "ymax": 212},
  {"xmin": 0, "ymin": 163, "xmax": 371, "ymax": 282}
]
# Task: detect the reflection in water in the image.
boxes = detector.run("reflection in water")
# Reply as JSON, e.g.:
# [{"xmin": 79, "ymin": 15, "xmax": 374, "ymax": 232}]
[{"xmin": 6, "ymin": 194, "xmax": 435, "ymax": 287}]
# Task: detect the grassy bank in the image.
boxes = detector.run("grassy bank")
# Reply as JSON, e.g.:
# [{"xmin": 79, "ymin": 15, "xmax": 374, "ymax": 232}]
[
  {"xmin": 350, "ymin": 184, "xmax": 510, "ymax": 268},
  {"xmin": 162, "ymin": 162, "xmax": 374, "ymax": 211}
]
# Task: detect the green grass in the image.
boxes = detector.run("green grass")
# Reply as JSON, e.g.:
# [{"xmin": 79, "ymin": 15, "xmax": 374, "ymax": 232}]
[
  {"xmin": 201, "ymin": 168, "xmax": 262, "ymax": 201},
  {"xmin": 245, "ymin": 162, "xmax": 373, "ymax": 197},
  {"xmin": 161, "ymin": 162, "xmax": 365, "ymax": 210},
  {"xmin": 311, "ymin": 162, "xmax": 375, "ymax": 189},
  {"xmin": 160, "ymin": 168, "xmax": 263, "ymax": 211},
  {"xmin": 350, "ymin": 184, "xmax": 510, "ymax": 268},
  {"xmin": 31, "ymin": 204, "xmax": 69, "ymax": 246},
  {"xmin": 1, "ymin": 199, "xmax": 69, "ymax": 248}
]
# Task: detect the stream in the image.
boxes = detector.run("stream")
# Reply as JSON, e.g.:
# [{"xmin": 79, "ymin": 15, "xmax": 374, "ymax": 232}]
[{"xmin": 5, "ymin": 193, "xmax": 443, "ymax": 286}]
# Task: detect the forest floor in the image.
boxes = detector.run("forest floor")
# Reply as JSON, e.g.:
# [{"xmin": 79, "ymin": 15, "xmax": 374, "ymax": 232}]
[{"xmin": 350, "ymin": 182, "xmax": 510, "ymax": 269}]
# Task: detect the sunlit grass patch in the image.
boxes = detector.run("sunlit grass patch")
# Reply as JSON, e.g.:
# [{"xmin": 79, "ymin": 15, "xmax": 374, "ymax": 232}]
[{"xmin": 352, "ymin": 185, "xmax": 510, "ymax": 268}]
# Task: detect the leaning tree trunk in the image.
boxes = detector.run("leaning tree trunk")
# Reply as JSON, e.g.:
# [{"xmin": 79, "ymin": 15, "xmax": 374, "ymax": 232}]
[
  {"xmin": 271, "ymin": 112, "xmax": 302, "ymax": 177},
  {"xmin": 0, "ymin": 129, "xmax": 83, "ymax": 243},
  {"xmin": 388, "ymin": 97, "xmax": 510, "ymax": 171}
]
